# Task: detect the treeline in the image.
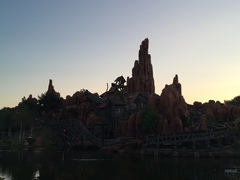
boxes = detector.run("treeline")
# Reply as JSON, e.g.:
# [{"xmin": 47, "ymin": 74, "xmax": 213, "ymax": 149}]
[
  {"xmin": 0, "ymin": 91, "xmax": 63, "ymax": 139},
  {"xmin": 224, "ymin": 95, "xmax": 240, "ymax": 106}
]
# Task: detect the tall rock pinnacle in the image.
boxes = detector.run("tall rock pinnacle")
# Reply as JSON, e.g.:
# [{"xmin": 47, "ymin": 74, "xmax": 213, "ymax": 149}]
[
  {"xmin": 47, "ymin": 79, "xmax": 55, "ymax": 94},
  {"xmin": 46, "ymin": 79, "xmax": 61, "ymax": 97},
  {"xmin": 127, "ymin": 38, "xmax": 155, "ymax": 93}
]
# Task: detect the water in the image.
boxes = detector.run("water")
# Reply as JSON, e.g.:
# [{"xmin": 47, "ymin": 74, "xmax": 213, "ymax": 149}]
[{"xmin": 0, "ymin": 149, "xmax": 239, "ymax": 180}]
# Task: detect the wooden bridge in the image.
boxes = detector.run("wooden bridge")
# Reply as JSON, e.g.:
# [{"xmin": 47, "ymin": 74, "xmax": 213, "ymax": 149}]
[{"xmin": 142, "ymin": 124, "xmax": 233, "ymax": 149}]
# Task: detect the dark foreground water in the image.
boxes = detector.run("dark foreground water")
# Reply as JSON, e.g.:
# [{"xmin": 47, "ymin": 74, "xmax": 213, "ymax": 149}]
[{"xmin": 0, "ymin": 149, "xmax": 240, "ymax": 180}]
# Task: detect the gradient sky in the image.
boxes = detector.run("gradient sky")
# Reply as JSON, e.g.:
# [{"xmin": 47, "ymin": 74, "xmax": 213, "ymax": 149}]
[{"xmin": 1, "ymin": 0, "xmax": 240, "ymax": 109}]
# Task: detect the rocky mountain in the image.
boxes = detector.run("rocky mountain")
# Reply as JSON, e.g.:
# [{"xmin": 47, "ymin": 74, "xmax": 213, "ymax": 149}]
[
  {"xmin": 127, "ymin": 38, "xmax": 155, "ymax": 94},
  {"xmin": 22, "ymin": 38, "xmax": 240, "ymax": 138}
]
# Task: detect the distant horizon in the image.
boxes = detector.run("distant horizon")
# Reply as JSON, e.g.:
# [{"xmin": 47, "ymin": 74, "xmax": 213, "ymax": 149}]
[{"xmin": 1, "ymin": 1, "xmax": 240, "ymax": 109}]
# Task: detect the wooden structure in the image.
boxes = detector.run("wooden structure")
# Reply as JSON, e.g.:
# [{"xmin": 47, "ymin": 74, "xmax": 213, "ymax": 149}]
[
  {"xmin": 48, "ymin": 119, "xmax": 233, "ymax": 150},
  {"xmin": 48, "ymin": 119, "xmax": 133, "ymax": 149},
  {"xmin": 142, "ymin": 124, "xmax": 232, "ymax": 149}
]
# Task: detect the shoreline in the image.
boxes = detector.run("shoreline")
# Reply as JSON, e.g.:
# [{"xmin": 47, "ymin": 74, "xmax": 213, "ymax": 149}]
[{"xmin": 102, "ymin": 144, "xmax": 240, "ymax": 158}]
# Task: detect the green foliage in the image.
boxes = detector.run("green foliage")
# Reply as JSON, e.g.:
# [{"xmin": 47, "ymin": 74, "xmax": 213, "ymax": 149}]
[
  {"xmin": 139, "ymin": 104, "xmax": 158, "ymax": 135},
  {"xmin": 0, "ymin": 132, "xmax": 22, "ymax": 149},
  {"xmin": 13, "ymin": 105, "xmax": 34, "ymax": 130},
  {"xmin": 38, "ymin": 92, "xmax": 63, "ymax": 113},
  {"xmin": 224, "ymin": 95, "xmax": 240, "ymax": 106},
  {"xmin": 0, "ymin": 107, "xmax": 14, "ymax": 130},
  {"xmin": 0, "ymin": 102, "xmax": 36, "ymax": 139},
  {"xmin": 19, "ymin": 96, "xmax": 39, "ymax": 115},
  {"xmin": 37, "ymin": 127, "xmax": 60, "ymax": 148}
]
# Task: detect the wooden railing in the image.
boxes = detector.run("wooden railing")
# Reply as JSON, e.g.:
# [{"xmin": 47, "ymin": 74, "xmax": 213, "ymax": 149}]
[{"xmin": 142, "ymin": 125, "xmax": 232, "ymax": 149}]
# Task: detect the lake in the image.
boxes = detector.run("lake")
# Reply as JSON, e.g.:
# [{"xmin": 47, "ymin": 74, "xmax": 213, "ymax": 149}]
[{"xmin": 0, "ymin": 149, "xmax": 239, "ymax": 180}]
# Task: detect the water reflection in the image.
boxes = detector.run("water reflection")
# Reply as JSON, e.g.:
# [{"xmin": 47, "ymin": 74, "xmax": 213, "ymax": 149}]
[
  {"xmin": 32, "ymin": 168, "xmax": 40, "ymax": 180},
  {"xmin": 0, "ymin": 149, "xmax": 240, "ymax": 180}
]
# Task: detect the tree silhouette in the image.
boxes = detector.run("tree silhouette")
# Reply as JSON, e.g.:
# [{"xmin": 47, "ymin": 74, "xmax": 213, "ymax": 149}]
[
  {"xmin": 224, "ymin": 95, "xmax": 240, "ymax": 106},
  {"xmin": 139, "ymin": 104, "xmax": 158, "ymax": 135},
  {"xmin": 38, "ymin": 92, "xmax": 63, "ymax": 113}
]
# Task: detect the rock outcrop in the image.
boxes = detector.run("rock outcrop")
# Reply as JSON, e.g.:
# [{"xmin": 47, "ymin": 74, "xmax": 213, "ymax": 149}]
[
  {"xmin": 189, "ymin": 100, "xmax": 240, "ymax": 125},
  {"xmin": 47, "ymin": 79, "xmax": 60, "ymax": 97},
  {"xmin": 127, "ymin": 38, "xmax": 155, "ymax": 94},
  {"xmin": 159, "ymin": 75, "xmax": 189, "ymax": 133},
  {"xmin": 117, "ymin": 112, "xmax": 141, "ymax": 138},
  {"xmin": 61, "ymin": 90, "xmax": 101, "ymax": 128}
]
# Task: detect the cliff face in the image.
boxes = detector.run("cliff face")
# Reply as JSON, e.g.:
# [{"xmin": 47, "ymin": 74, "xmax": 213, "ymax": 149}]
[
  {"xmin": 62, "ymin": 90, "xmax": 101, "ymax": 128},
  {"xmin": 127, "ymin": 38, "xmax": 155, "ymax": 94},
  {"xmin": 159, "ymin": 75, "xmax": 190, "ymax": 132},
  {"xmin": 189, "ymin": 100, "xmax": 240, "ymax": 126}
]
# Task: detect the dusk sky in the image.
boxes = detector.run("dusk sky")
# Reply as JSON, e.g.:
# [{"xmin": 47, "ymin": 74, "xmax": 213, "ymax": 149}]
[{"xmin": 1, "ymin": 0, "xmax": 240, "ymax": 109}]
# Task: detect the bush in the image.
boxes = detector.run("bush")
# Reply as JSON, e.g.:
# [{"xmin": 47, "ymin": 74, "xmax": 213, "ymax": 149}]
[{"xmin": 139, "ymin": 104, "xmax": 158, "ymax": 135}]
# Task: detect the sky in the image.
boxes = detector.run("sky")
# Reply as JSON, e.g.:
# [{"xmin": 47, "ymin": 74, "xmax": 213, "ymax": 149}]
[{"xmin": 1, "ymin": 0, "xmax": 240, "ymax": 109}]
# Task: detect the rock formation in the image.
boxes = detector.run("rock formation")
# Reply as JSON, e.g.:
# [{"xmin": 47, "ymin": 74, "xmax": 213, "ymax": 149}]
[
  {"xmin": 159, "ymin": 75, "xmax": 189, "ymax": 132},
  {"xmin": 47, "ymin": 79, "xmax": 60, "ymax": 97},
  {"xmin": 117, "ymin": 112, "xmax": 141, "ymax": 138},
  {"xmin": 189, "ymin": 100, "xmax": 240, "ymax": 125},
  {"xmin": 127, "ymin": 38, "xmax": 155, "ymax": 94},
  {"xmin": 47, "ymin": 79, "xmax": 55, "ymax": 93},
  {"xmin": 61, "ymin": 90, "xmax": 101, "ymax": 128}
]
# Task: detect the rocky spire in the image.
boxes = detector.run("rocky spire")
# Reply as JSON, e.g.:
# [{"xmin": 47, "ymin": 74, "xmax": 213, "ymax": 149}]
[
  {"xmin": 46, "ymin": 79, "xmax": 61, "ymax": 97},
  {"xmin": 127, "ymin": 38, "xmax": 155, "ymax": 93},
  {"xmin": 47, "ymin": 79, "xmax": 55, "ymax": 94},
  {"xmin": 159, "ymin": 75, "xmax": 189, "ymax": 132}
]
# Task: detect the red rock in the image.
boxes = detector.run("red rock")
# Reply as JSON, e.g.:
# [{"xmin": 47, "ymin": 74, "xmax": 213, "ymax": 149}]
[
  {"xmin": 156, "ymin": 116, "xmax": 170, "ymax": 134},
  {"xmin": 159, "ymin": 75, "xmax": 189, "ymax": 132},
  {"xmin": 46, "ymin": 79, "xmax": 61, "ymax": 97},
  {"xmin": 116, "ymin": 112, "xmax": 141, "ymax": 138},
  {"xmin": 171, "ymin": 117, "xmax": 183, "ymax": 133},
  {"xmin": 190, "ymin": 100, "xmax": 240, "ymax": 124},
  {"xmin": 198, "ymin": 114, "xmax": 208, "ymax": 130},
  {"xmin": 127, "ymin": 38, "xmax": 155, "ymax": 94},
  {"xmin": 47, "ymin": 79, "xmax": 55, "ymax": 94},
  {"xmin": 147, "ymin": 94, "xmax": 158, "ymax": 109}
]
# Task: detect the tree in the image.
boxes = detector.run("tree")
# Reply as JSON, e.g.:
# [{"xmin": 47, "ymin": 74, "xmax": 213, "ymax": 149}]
[
  {"xmin": 224, "ymin": 95, "xmax": 240, "ymax": 106},
  {"xmin": 13, "ymin": 105, "xmax": 35, "ymax": 141},
  {"xmin": 139, "ymin": 104, "xmax": 158, "ymax": 135},
  {"xmin": 38, "ymin": 92, "xmax": 63, "ymax": 113},
  {"xmin": 0, "ymin": 107, "xmax": 15, "ymax": 137}
]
